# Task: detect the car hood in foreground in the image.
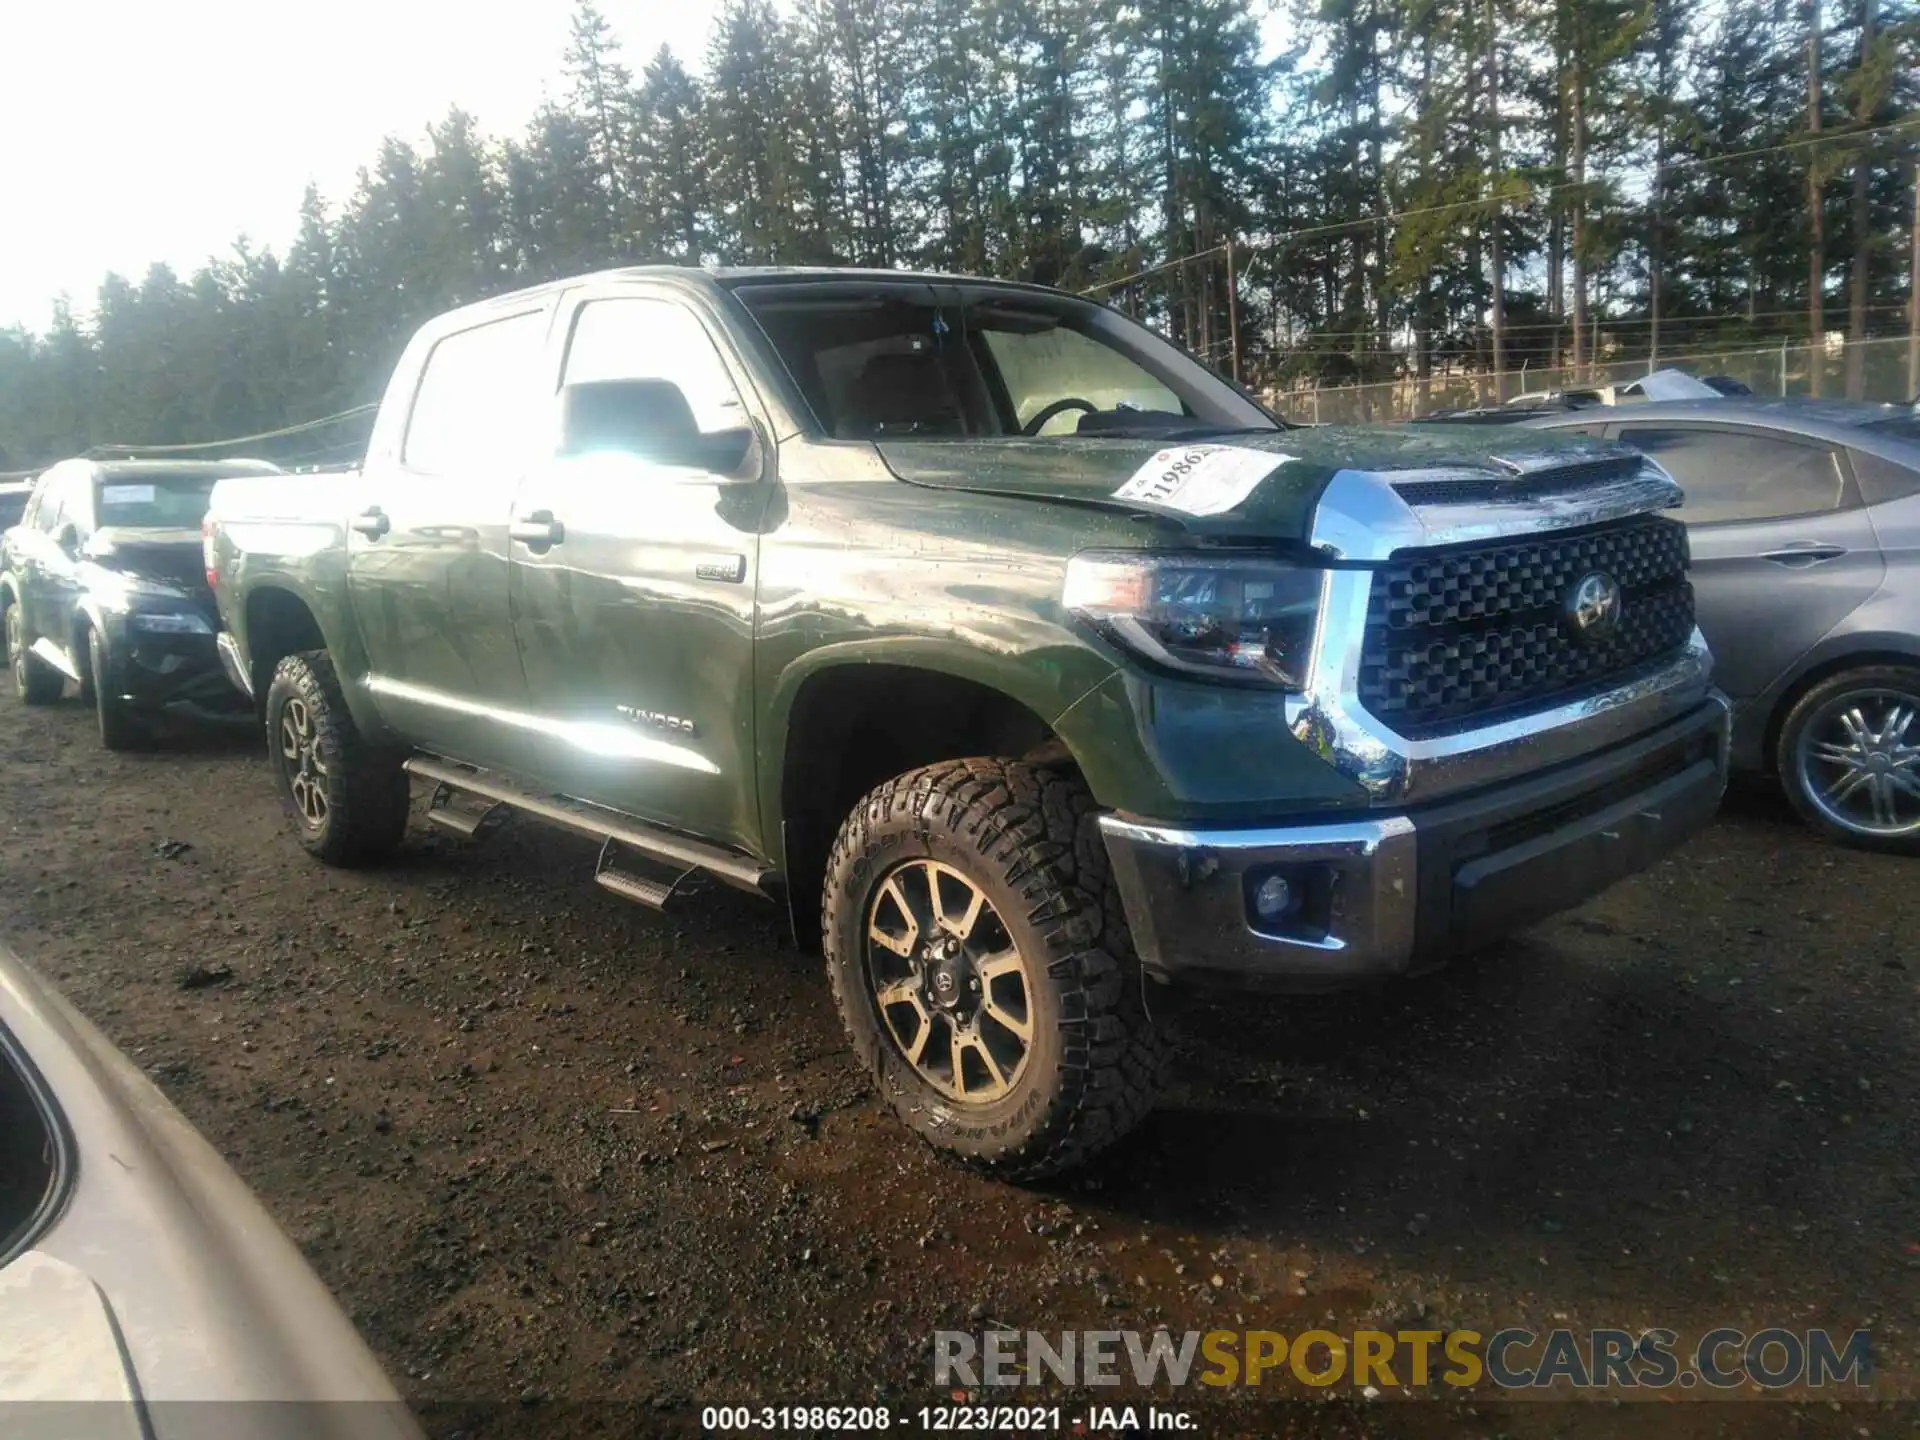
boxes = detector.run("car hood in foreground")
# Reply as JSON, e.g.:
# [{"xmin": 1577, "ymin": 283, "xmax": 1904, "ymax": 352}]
[{"xmin": 0, "ymin": 944, "xmax": 420, "ymax": 1440}]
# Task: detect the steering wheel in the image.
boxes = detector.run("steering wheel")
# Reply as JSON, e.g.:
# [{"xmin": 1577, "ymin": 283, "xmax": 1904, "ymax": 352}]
[{"xmin": 1021, "ymin": 397, "xmax": 1098, "ymax": 436}]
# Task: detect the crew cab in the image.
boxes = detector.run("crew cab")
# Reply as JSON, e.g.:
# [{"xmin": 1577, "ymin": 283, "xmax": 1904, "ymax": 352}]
[
  {"xmin": 204, "ymin": 267, "xmax": 1731, "ymax": 1177},
  {"xmin": 2, "ymin": 458, "xmax": 281, "ymax": 748}
]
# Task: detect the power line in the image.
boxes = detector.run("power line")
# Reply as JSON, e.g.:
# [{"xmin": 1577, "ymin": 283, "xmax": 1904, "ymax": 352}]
[
  {"xmin": 275, "ymin": 438, "xmax": 369, "ymax": 465},
  {"xmin": 1082, "ymin": 245, "xmax": 1231, "ymax": 296},
  {"xmin": 89, "ymin": 403, "xmax": 377, "ymax": 456}
]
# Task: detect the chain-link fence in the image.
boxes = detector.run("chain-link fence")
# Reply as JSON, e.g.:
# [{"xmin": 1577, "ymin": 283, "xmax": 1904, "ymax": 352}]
[{"xmin": 1262, "ymin": 335, "xmax": 1920, "ymax": 425}]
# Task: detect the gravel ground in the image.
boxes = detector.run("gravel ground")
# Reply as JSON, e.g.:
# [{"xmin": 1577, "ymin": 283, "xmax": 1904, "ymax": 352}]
[{"xmin": 1, "ymin": 696, "xmax": 1915, "ymax": 1439}]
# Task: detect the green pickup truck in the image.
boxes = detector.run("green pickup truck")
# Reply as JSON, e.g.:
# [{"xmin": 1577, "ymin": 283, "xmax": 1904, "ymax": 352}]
[{"xmin": 204, "ymin": 267, "xmax": 1730, "ymax": 1177}]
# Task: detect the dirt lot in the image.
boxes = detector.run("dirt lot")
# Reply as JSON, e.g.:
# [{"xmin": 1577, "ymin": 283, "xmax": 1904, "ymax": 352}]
[{"xmin": 1, "ymin": 695, "xmax": 1915, "ymax": 1438}]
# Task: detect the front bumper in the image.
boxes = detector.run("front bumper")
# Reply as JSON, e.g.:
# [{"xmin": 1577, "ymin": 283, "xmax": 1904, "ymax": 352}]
[
  {"xmin": 110, "ymin": 630, "xmax": 247, "ymax": 716},
  {"xmin": 1101, "ymin": 693, "xmax": 1731, "ymax": 991}
]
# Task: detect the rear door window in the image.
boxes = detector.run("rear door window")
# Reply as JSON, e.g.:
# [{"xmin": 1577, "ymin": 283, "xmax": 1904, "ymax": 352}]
[
  {"xmin": 402, "ymin": 310, "xmax": 550, "ymax": 476},
  {"xmin": 1614, "ymin": 426, "xmax": 1850, "ymax": 523},
  {"xmin": 1846, "ymin": 448, "xmax": 1920, "ymax": 507}
]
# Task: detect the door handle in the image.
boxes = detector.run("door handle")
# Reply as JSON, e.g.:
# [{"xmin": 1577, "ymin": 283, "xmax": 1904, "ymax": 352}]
[
  {"xmin": 509, "ymin": 511, "xmax": 564, "ymax": 548},
  {"xmin": 1759, "ymin": 543, "xmax": 1845, "ymax": 567},
  {"xmin": 350, "ymin": 507, "xmax": 390, "ymax": 539}
]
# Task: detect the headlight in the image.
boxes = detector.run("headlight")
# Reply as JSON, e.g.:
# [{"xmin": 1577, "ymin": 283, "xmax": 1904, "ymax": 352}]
[
  {"xmin": 1063, "ymin": 551, "xmax": 1324, "ymax": 689},
  {"xmin": 128, "ymin": 611, "xmax": 213, "ymax": 635}
]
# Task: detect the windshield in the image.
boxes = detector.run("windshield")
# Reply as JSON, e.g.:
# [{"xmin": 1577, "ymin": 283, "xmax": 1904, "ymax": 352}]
[
  {"xmin": 93, "ymin": 476, "xmax": 218, "ymax": 530},
  {"xmin": 732, "ymin": 283, "xmax": 1277, "ymax": 441}
]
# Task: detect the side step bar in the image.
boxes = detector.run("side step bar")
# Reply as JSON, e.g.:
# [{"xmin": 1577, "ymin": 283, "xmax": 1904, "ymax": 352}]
[
  {"xmin": 423, "ymin": 784, "xmax": 507, "ymax": 840},
  {"xmin": 404, "ymin": 756, "xmax": 775, "ymax": 905},
  {"xmin": 593, "ymin": 838, "xmax": 704, "ymax": 911}
]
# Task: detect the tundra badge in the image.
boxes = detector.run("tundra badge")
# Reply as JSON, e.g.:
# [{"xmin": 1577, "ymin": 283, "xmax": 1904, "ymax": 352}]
[{"xmin": 617, "ymin": 705, "xmax": 697, "ymax": 736}]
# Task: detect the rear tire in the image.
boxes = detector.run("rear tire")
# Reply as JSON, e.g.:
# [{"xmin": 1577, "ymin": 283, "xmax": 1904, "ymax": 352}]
[
  {"xmin": 88, "ymin": 628, "xmax": 149, "ymax": 752},
  {"xmin": 265, "ymin": 650, "xmax": 410, "ymax": 865},
  {"xmin": 6, "ymin": 601, "xmax": 62, "ymax": 705},
  {"xmin": 821, "ymin": 757, "xmax": 1167, "ymax": 1179},
  {"xmin": 1776, "ymin": 663, "xmax": 1920, "ymax": 855}
]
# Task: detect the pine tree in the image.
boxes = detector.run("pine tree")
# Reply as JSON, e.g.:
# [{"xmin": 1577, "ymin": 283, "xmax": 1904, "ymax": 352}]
[
  {"xmin": 629, "ymin": 47, "xmax": 710, "ymax": 263},
  {"xmin": 704, "ymin": 0, "xmax": 804, "ymax": 264},
  {"xmin": 563, "ymin": 0, "xmax": 635, "ymax": 234}
]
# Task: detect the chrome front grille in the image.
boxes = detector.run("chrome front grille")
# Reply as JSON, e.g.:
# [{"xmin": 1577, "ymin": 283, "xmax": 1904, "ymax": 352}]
[{"xmin": 1357, "ymin": 515, "xmax": 1695, "ymax": 738}]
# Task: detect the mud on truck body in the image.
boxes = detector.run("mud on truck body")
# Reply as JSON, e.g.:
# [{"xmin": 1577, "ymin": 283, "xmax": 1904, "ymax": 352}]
[{"xmin": 204, "ymin": 267, "xmax": 1730, "ymax": 1177}]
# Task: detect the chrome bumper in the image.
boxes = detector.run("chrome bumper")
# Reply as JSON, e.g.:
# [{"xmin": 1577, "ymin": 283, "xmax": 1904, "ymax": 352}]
[{"xmin": 1102, "ymin": 693, "xmax": 1731, "ymax": 990}]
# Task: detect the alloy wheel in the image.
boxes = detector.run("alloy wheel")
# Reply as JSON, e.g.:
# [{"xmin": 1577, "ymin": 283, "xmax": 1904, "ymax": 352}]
[
  {"xmin": 1794, "ymin": 688, "xmax": 1920, "ymax": 839},
  {"xmin": 279, "ymin": 697, "xmax": 329, "ymax": 828},
  {"xmin": 865, "ymin": 858, "xmax": 1033, "ymax": 1105}
]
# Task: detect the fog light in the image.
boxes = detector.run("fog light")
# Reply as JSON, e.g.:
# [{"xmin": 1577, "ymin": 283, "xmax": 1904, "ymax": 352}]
[{"xmin": 1252, "ymin": 872, "xmax": 1293, "ymax": 922}]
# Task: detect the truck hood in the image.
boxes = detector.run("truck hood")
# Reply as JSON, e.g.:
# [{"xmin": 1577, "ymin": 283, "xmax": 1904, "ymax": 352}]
[{"xmin": 877, "ymin": 425, "xmax": 1639, "ymax": 542}]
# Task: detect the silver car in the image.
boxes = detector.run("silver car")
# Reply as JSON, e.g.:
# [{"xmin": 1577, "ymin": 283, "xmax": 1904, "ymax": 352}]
[
  {"xmin": 1516, "ymin": 397, "xmax": 1920, "ymax": 852},
  {"xmin": 0, "ymin": 942, "xmax": 421, "ymax": 1440}
]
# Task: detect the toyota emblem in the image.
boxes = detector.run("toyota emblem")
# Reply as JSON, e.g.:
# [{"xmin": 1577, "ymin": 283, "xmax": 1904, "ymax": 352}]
[{"xmin": 1564, "ymin": 571, "xmax": 1623, "ymax": 643}]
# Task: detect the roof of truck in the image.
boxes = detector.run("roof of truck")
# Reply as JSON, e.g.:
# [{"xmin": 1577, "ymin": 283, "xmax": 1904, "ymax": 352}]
[{"xmin": 440, "ymin": 265, "xmax": 1093, "ymax": 325}]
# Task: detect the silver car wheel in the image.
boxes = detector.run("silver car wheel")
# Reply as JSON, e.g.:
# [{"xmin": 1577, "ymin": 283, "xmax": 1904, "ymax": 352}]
[{"xmin": 1793, "ymin": 687, "xmax": 1920, "ymax": 839}]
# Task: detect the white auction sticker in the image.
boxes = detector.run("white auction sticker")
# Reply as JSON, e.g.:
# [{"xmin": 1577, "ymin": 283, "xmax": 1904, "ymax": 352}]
[
  {"xmin": 1112, "ymin": 444, "xmax": 1295, "ymax": 516},
  {"xmin": 100, "ymin": 484, "xmax": 156, "ymax": 505}
]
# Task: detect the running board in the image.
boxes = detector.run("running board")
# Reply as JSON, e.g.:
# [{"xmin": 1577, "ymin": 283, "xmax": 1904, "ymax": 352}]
[
  {"xmin": 403, "ymin": 756, "xmax": 774, "ymax": 900},
  {"xmin": 593, "ymin": 838, "xmax": 704, "ymax": 912},
  {"xmin": 423, "ymin": 784, "xmax": 508, "ymax": 840}
]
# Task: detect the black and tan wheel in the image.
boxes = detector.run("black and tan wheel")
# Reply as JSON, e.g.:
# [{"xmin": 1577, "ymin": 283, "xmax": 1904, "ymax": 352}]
[
  {"xmin": 822, "ymin": 757, "xmax": 1166, "ymax": 1179},
  {"xmin": 867, "ymin": 859, "xmax": 1036, "ymax": 1104},
  {"xmin": 264, "ymin": 650, "xmax": 410, "ymax": 866},
  {"xmin": 1778, "ymin": 664, "xmax": 1920, "ymax": 855},
  {"xmin": 5, "ymin": 601, "xmax": 62, "ymax": 705},
  {"xmin": 280, "ymin": 693, "xmax": 328, "ymax": 825}
]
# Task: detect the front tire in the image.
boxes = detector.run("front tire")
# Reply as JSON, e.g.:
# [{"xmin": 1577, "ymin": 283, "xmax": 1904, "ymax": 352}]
[
  {"xmin": 88, "ymin": 628, "xmax": 149, "ymax": 752},
  {"xmin": 821, "ymin": 758, "xmax": 1166, "ymax": 1179},
  {"xmin": 265, "ymin": 650, "xmax": 410, "ymax": 865},
  {"xmin": 6, "ymin": 601, "xmax": 63, "ymax": 705},
  {"xmin": 1777, "ymin": 663, "xmax": 1920, "ymax": 854}
]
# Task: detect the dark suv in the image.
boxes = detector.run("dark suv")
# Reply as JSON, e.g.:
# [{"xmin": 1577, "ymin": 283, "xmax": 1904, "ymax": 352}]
[{"xmin": 1, "ymin": 457, "xmax": 282, "ymax": 748}]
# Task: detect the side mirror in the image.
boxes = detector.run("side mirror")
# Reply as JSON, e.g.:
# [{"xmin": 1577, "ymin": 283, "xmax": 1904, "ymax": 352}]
[
  {"xmin": 55, "ymin": 523, "xmax": 79, "ymax": 556},
  {"xmin": 558, "ymin": 378, "xmax": 758, "ymax": 479}
]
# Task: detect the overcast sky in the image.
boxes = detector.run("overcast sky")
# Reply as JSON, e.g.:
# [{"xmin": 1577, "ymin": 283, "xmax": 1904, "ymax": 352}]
[{"xmin": 0, "ymin": 0, "xmax": 723, "ymax": 333}]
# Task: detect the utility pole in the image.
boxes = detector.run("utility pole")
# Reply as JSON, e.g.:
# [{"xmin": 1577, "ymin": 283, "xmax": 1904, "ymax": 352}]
[
  {"xmin": 1226, "ymin": 238, "xmax": 1242, "ymax": 385},
  {"xmin": 1650, "ymin": 159, "xmax": 1664, "ymax": 372},
  {"xmin": 1807, "ymin": 0, "xmax": 1826, "ymax": 396},
  {"xmin": 1570, "ymin": 61, "xmax": 1590, "ymax": 380},
  {"xmin": 1846, "ymin": 0, "xmax": 1878, "ymax": 399},
  {"xmin": 1486, "ymin": 0, "xmax": 1507, "ymax": 402},
  {"xmin": 1908, "ymin": 161, "xmax": 1919, "ymax": 400}
]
